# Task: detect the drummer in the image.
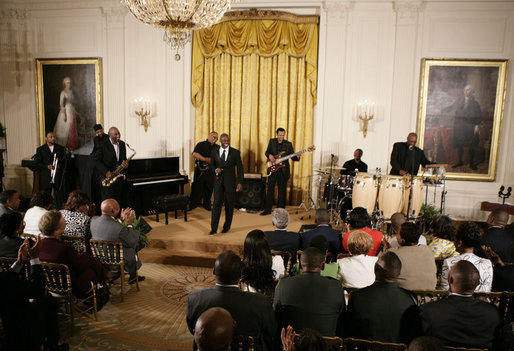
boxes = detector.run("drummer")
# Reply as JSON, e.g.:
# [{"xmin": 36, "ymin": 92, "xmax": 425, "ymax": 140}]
[{"xmin": 341, "ymin": 149, "xmax": 368, "ymax": 175}]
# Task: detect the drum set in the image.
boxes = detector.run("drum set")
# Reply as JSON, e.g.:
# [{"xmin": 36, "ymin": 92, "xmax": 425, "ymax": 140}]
[{"xmin": 313, "ymin": 167, "xmax": 435, "ymax": 228}]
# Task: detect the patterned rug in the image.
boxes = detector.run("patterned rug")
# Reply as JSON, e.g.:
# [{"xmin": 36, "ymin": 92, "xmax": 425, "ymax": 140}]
[{"xmin": 64, "ymin": 263, "xmax": 215, "ymax": 350}]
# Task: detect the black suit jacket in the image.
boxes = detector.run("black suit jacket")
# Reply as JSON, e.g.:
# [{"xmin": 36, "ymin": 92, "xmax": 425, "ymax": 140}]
[
  {"xmin": 419, "ymin": 295, "xmax": 501, "ymax": 348},
  {"xmin": 0, "ymin": 263, "xmax": 46, "ymax": 350},
  {"xmin": 390, "ymin": 142, "xmax": 431, "ymax": 175},
  {"xmin": 265, "ymin": 138, "xmax": 298, "ymax": 179},
  {"xmin": 344, "ymin": 281, "xmax": 418, "ymax": 343},
  {"xmin": 478, "ymin": 227, "xmax": 514, "ymax": 263},
  {"xmin": 301, "ymin": 225, "xmax": 342, "ymax": 257},
  {"xmin": 186, "ymin": 285, "xmax": 276, "ymax": 351},
  {"xmin": 264, "ymin": 229, "xmax": 301, "ymax": 265},
  {"xmin": 91, "ymin": 133, "xmax": 108, "ymax": 156},
  {"xmin": 94, "ymin": 139, "xmax": 127, "ymax": 176},
  {"xmin": 273, "ymin": 273, "xmax": 345, "ymax": 337},
  {"xmin": 34, "ymin": 143, "xmax": 66, "ymax": 188},
  {"xmin": 210, "ymin": 147, "xmax": 244, "ymax": 191}
]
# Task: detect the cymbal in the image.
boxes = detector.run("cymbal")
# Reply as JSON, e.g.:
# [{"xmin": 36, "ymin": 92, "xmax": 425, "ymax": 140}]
[
  {"xmin": 321, "ymin": 166, "xmax": 347, "ymax": 171},
  {"xmin": 424, "ymin": 164, "xmax": 448, "ymax": 168}
]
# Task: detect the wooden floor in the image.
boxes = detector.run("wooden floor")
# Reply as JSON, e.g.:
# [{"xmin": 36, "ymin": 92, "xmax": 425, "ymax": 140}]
[{"xmin": 138, "ymin": 206, "xmax": 318, "ymax": 267}]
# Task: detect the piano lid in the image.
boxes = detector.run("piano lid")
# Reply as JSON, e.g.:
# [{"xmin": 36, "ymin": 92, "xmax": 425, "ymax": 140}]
[{"xmin": 125, "ymin": 156, "xmax": 181, "ymax": 180}]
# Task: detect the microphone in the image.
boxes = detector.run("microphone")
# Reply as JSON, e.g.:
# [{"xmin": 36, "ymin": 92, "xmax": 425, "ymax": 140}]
[{"xmin": 409, "ymin": 145, "xmax": 414, "ymax": 151}]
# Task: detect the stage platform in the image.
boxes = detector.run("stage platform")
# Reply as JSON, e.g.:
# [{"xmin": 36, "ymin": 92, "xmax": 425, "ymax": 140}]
[{"xmin": 138, "ymin": 206, "xmax": 316, "ymax": 268}]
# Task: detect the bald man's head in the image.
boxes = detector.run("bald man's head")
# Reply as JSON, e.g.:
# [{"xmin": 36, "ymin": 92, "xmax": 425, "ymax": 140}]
[
  {"xmin": 375, "ymin": 251, "xmax": 402, "ymax": 283},
  {"xmin": 488, "ymin": 209, "xmax": 509, "ymax": 227},
  {"xmin": 391, "ymin": 213, "xmax": 406, "ymax": 233},
  {"xmin": 100, "ymin": 199, "xmax": 120, "ymax": 217},
  {"xmin": 194, "ymin": 307, "xmax": 234, "ymax": 351},
  {"xmin": 449, "ymin": 260, "xmax": 480, "ymax": 295},
  {"xmin": 300, "ymin": 247, "xmax": 325, "ymax": 273},
  {"xmin": 108, "ymin": 127, "xmax": 121, "ymax": 144}
]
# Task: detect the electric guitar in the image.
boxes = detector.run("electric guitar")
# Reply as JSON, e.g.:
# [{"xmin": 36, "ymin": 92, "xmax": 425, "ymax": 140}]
[
  {"xmin": 266, "ymin": 145, "xmax": 315, "ymax": 176},
  {"xmin": 196, "ymin": 160, "xmax": 210, "ymax": 172}
]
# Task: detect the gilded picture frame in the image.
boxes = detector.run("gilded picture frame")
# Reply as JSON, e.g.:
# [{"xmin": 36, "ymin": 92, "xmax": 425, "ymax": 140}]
[
  {"xmin": 417, "ymin": 58, "xmax": 508, "ymax": 181},
  {"xmin": 35, "ymin": 58, "xmax": 102, "ymax": 155}
]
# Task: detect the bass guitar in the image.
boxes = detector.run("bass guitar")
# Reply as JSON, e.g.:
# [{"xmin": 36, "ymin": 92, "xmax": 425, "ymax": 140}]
[{"xmin": 266, "ymin": 145, "xmax": 315, "ymax": 176}]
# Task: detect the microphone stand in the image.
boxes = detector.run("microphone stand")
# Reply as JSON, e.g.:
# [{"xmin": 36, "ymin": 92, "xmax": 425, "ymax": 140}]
[{"xmin": 407, "ymin": 146, "xmax": 415, "ymax": 220}]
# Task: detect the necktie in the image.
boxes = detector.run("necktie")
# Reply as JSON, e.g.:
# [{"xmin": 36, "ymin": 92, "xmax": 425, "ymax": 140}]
[{"xmin": 222, "ymin": 149, "xmax": 226, "ymax": 162}]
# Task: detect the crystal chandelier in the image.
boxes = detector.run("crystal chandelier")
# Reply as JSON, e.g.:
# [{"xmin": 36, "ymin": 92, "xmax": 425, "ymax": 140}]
[{"xmin": 121, "ymin": 0, "xmax": 234, "ymax": 51}]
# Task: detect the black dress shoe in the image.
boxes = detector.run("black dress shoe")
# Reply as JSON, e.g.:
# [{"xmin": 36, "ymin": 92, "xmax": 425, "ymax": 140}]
[
  {"xmin": 129, "ymin": 275, "xmax": 146, "ymax": 285},
  {"xmin": 209, "ymin": 230, "xmax": 216, "ymax": 235},
  {"xmin": 203, "ymin": 206, "xmax": 212, "ymax": 211},
  {"xmin": 260, "ymin": 211, "xmax": 271, "ymax": 216},
  {"xmin": 188, "ymin": 204, "xmax": 198, "ymax": 211},
  {"xmin": 221, "ymin": 228, "xmax": 230, "ymax": 233}
]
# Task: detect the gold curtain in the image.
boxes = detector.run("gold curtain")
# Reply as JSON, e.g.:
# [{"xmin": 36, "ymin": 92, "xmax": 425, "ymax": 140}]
[{"xmin": 192, "ymin": 12, "xmax": 318, "ymax": 204}]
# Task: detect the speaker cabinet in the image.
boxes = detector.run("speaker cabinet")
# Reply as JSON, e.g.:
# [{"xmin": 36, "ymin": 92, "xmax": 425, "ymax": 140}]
[{"xmin": 236, "ymin": 177, "xmax": 266, "ymax": 210}]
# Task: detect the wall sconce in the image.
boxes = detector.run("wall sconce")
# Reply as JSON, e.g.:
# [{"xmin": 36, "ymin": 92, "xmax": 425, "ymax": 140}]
[
  {"xmin": 356, "ymin": 100, "xmax": 375, "ymax": 138},
  {"xmin": 133, "ymin": 98, "xmax": 152, "ymax": 132}
]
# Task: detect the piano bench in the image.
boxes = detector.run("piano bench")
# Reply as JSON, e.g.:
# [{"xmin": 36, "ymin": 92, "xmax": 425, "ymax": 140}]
[{"xmin": 153, "ymin": 194, "xmax": 189, "ymax": 224}]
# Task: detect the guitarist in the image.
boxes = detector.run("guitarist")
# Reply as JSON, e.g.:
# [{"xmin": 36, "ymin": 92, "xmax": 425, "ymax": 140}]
[
  {"xmin": 261, "ymin": 128, "xmax": 300, "ymax": 216},
  {"xmin": 190, "ymin": 132, "xmax": 219, "ymax": 211}
]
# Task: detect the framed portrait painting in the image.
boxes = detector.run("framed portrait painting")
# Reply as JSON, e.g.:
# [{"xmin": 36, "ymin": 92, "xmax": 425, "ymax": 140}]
[
  {"xmin": 417, "ymin": 59, "xmax": 508, "ymax": 181},
  {"xmin": 35, "ymin": 58, "xmax": 102, "ymax": 155}
]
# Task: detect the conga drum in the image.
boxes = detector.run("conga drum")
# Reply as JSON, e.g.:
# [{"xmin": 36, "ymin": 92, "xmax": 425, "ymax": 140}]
[
  {"xmin": 352, "ymin": 173, "xmax": 378, "ymax": 215},
  {"xmin": 403, "ymin": 176, "xmax": 424, "ymax": 217},
  {"xmin": 378, "ymin": 175, "xmax": 405, "ymax": 219}
]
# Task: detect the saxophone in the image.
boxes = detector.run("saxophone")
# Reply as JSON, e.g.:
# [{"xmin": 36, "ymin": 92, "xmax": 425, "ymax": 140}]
[{"xmin": 102, "ymin": 144, "xmax": 136, "ymax": 187}]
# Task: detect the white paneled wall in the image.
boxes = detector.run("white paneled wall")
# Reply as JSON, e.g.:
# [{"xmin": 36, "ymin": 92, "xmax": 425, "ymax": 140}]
[{"xmin": 0, "ymin": 0, "xmax": 513, "ymax": 220}]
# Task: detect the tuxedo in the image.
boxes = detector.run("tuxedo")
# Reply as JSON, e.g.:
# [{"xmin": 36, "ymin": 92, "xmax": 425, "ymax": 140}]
[
  {"xmin": 263, "ymin": 138, "xmax": 299, "ymax": 212},
  {"xmin": 209, "ymin": 146, "xmax": 244, "ymax": 233},
  {"xmin": 390, "ymin": 142, "xmax": 431, "ymax": 175},
  {"xmin": 34, "ymin": 143, "xmax": 66, "ymax": 207},
  {"xmin": 301, "ymin": 225, "xmax": 342, "ymax": 259},
  {"xmin": 94, "ymin": 138, "xmax": 128, "ymax": 204},
  {"xmin": 273, "ymin": 273, "xmax": 345, "ymax": 337},
  {"xmin": 419, "ymin": 295, "xmax": 501, "ymax": 348},
  {"xmin": 344, "ymin": 281, "xmax": 418, "ymax": 343},
  {"xmin": 186, "ymin": 285, "xmax": 276, "ymax": 351}
]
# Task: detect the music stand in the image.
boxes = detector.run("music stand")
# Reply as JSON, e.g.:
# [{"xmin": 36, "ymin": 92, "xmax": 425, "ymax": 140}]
[{"xmin": 422, "ymin": 164, "xmax": 448, "ymax": 215}]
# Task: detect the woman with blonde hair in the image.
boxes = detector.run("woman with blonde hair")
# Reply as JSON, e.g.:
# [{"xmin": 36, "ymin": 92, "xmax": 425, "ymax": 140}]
[{"xmin": 338, "ymin": 230, "xmax": 378, "ymax": 288}]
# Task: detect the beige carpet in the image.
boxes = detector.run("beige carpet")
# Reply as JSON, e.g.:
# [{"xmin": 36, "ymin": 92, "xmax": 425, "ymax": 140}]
[{"xmin": 65, "ymin": 263, "xmax": 215, "ymax": 350}]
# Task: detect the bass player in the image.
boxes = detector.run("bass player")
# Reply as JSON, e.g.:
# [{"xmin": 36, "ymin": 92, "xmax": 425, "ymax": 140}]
[
  {"xmin": 94, "ymin": 126, "xmax": 128, "ymax": 206},
  {"xmin": 190, "ymin": 131, "xmax": 219, "ymax": 211},
  {"xmin": 261, "ymin": 128, "xmax": 301, "ymax": 216}
]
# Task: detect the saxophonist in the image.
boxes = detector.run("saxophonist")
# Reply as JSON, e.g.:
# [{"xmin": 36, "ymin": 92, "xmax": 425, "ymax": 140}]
[
  {"xmin": 94, "ymin": 127, "xmax": 128, "ymax": 206},
  {"xmin": 34, "ymin": 131, "xmax": 66, "ymax": 208}
]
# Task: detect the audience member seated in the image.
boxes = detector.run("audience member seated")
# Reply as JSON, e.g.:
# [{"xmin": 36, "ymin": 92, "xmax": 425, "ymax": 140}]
[
  {"xmin": 387, "ymin": 222, "xmax": 437, "ymax": 290},
  {"xmin": 90, "ymin": 199, "xmax": 145, "ymax": 284},
  {"xmin": 439, "ymin": 222, "xmax": 492, "ymax": 292},
  {"xmin": 60, "ymin": 190, "xmax": 94, "ymax": 250},
  {"xmin": 0, "ymin": 238, "xmax": 68, "ymax": 351},
  {"xmin": 301, "ymin": 209, "xmax": 342, "ymax": 259},
  {"xmin": 281, "ymin": 325, "xmax": 327, "ymax": 351},
  {"xmin": 344, "ymin": 251, "xmax": 417, "ymax": 343},
  {"xmin": 427, "ymin": 215, "xmax": 458, "ymax": 260},
  {"xmin": 483, "ymin": 245, "xmax": 514, "ymax": 292},
  {"xmin": 389, "ymin": 213, "xmax": 427, "ymax": 248},
  {"xmin": 408, "ymin": 336, "xmax": 445, "ymax": 351},
  {"xmin": 338, "ymin": 230, "xmax": 377, "ymax": 288},
  {"xmin": 343, "ymin": 207, "xmax": 382, "ymax": 256},
  {"xmin": 0, "ymin": 212, "xmax": 25, "ymax": 257},
  {"xmin": 39, "ymin": 210, "xmax": 108, "ymax": 299},
  {"xmin": 186, "ymin": 250, "xmax": 276, "ymax": 351},
  {"xmin": 264, "ymin": 208, "xmax": 301, "ymax": 264},
  {"xmin": 274, "ymin": 247, "xmax": 345, "ymax": 337},
  {"xmin": 23, "ymin": 191, "xmax": 53, "ymax": 235},
  {"xmin": 0, "ymin": 190, "xmax": 20, "ymax": 216},
  {"xmin": 419, "ymin": 260, "xmax": 501, "ymax": 349},
  {"xmin": 477, "ymin": 209, "xmax": 513, "ymax": 263},
  {"xmin": 241, "ymin": 229, "xmax": 279, "ymax": 293},
  {"xmin": 292, "ymin": 235, "xmax": 339, "ymax": 279},
  {"xmin": 193, "ymin": 307, "xmax": 234, "ymax": 351}
]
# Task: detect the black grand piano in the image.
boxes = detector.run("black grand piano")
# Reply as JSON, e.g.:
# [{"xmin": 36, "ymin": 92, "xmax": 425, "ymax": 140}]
[{"xmin": 125, "ymin": 156, "xmax": 188, "ymax": 215}]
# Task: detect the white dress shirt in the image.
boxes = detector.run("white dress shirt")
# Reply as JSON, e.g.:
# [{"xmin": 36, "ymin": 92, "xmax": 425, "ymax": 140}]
[
  {"xmin": 111, "ymin": 140, "xmax": 120, "ymax": 161},
  {"xmin": 219, "ymin": 146, "xmax": 229, "ymax": 161}
]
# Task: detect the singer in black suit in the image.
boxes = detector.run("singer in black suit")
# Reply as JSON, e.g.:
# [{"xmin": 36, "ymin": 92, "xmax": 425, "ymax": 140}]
[
  {"xmin": 34, "ymin": 131, "xmax": 66, "ymax": 208},
  {"xmin": 261, "ymin": 128, "xmax": 300, "ymax": 215},
  {"xmin": 390, "ymin": 132, "xmax": 432, "ymax": 176},
  {"xmin": 94, "ymin": 127, "xmax": 128, "ymax": 206},
  {"xmin": 210, "ymin": 134, "xmax": 244, "ymax": 234}
]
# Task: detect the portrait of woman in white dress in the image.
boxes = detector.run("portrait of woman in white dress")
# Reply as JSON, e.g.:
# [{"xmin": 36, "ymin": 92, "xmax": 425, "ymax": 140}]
[{"xmin": 53, "ymin": 77, "xmax": 79, "ymax": 150}]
